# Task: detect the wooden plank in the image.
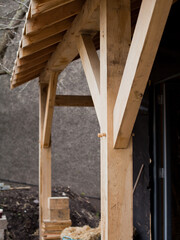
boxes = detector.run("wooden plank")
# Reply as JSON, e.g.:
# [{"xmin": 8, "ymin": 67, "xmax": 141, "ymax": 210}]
[
  {"xmin": 39, "ymin": 83, "xmax": 52, "ymax": 239},
  {"xmin": 42, "ymin": 72, "xmax": 59, "ymax": 148},
  {"xmin": 15, "ymin": 45, "xmax": 57, "ymax": 66},
  {"xmin": 48, "ymin": 197, "xmax": 69, "ymax": 209},
  {"xmin": 77, "ymin": 34, "xmax": 101, "ymax": 124},
  {"xmin": 22, "ymin": 17, "xmax": 73, "ymax": 48},
  {"xmin": 13, "ymin": 64, "xmax": 44, "ymax": 80},
  {"xmin": 19, "ymin": 34, "xmax": 63, "ymax": 59},
  {"xmin": 49, "ymin": 209, "xmax": 70, "ymax": 221},
  {"xmin": 40, "ymin": 0, "xmax": 100, "ymax": 82},
  {"xmin": 100, "ymin": 0, "xmax": 132, "ymax": 239},
  {"xmin": 113, "ymin": 0, "xmax": 173, "ymax": 148},
  {"xmin": 11, "ymin": 72, "xmax": 40, "ymax": 89},
  {"xmin": 15, "ymin": 54, "xmax": 51, "ymax": 72},
  {"xmin": 26, "ymin": 0, "xmax": 84, "ymax": 36},
  {"xmin": 55, "ymin": 95, "xmax": 93, "ymax": 107},
  {"xmin": 31, "ymin": 0, "xmax": 76, "ymax": 17},
  {"xmin": 15, "ymin": 62, "xmax": 46, "ymax": 76}
]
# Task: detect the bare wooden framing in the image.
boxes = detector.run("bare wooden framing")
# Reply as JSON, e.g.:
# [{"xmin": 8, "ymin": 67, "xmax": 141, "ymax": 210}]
[
  {"xmin": 113, "ymin": 0, "xmax": 173, "ymax": 148},
  {"xmin": 100, "ymin": 0, "xmax": 133, "ymax": 239},
  {"xmin": 39, "ymin": 83, "xmax": 52, "ymax": 239},
  {"xmin": 55, "ymin": 95, "xmax": 93, "ymax": 107},
  {"xmin": 77, "ymin": 34, "xmax": 101, "ymax": 124},
  {"xmin": 42, "ymin": 72, "xmax": 59, "ymax": 148}
]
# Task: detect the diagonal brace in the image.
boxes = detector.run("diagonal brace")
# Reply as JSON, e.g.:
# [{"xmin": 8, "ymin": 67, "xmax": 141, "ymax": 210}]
[
  {"xmin": 113, "ymin": 0, "xmax": 173, "ymax": 149},
  {"xmin": 77, "ymin": 34, "xmax": 101, "ymax": 125}
]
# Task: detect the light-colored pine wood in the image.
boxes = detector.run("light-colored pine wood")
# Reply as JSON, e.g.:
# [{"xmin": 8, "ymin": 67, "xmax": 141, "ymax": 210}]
[
  {"xmin": 100, "ymin": 0, "xmax": 133, "ymax": 239},
  {"xmin": 26, "ymin": 0, "xmax": 84, "ymax": 36},
  {"xmin": 77, "ymin": 34, "xmax": 101, "ymax": 125},
  {"xmin": 113, "ymin": 0, "xmax": 173, "ymax": 148},
  {"xmin": 39, "ymin": 83, "xmax": 52, "ymax": 240},
  {"xmin": 22, "ymin": 17, "xmax": 73, "ymax": 47},
  {"xmin": 43, "ymin": 220, "xmax": 71, "ymax": 230},
  {"xmin": 42, "ymin": 72, "xmax": 59, "ymax": 148},
  {"xmin": 40, "ymin": 0, "xmax": 100, "ymax": 81},
  {"xmin": 55, "ymin": 95, "xmax": 93, "ymax": 107},
  {"xmin": 19, "ymin": 34, "xmax": 63, "ymax": 59},
  {"xmin": 49, "ymin": 209, "xmax": 70, "ymax": 221},
  {"xmin": 31, "ymin": 0, "xmax": 76, "ymax": 17}
]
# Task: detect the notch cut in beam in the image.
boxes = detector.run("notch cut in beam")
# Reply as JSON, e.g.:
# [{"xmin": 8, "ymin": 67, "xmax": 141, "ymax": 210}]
[
  {"xmin": 77, "ymin": 34, "xmax": 101, "ymax": 125},
  {"xmin": 55, "ymin": 95, "xmax": 94, "ymax": 107},
  {"xmin": 113, "ymin": 0, "xmax": 173, "ymax": 149},
  {"xmin": 42, "ymin": 72, "xmax": 58, "ymax": 148}
]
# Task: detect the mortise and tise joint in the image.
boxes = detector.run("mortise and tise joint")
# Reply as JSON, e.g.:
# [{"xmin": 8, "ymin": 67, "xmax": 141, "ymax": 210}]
[{"xmin": 98, "ymin": 133, "xmax": 106, "ymax": 138}]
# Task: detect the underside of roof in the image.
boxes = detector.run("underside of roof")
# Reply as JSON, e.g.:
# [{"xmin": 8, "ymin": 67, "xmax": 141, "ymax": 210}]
[{"xmin": 10, "ymin": 0, "xmax": 175, "ymax": 89}]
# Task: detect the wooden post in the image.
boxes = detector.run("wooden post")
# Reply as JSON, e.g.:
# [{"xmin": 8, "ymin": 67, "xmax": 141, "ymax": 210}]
[
  {"xmin": 39, "ymin": 82, "xmax": 52, "ymax": 239},
  {"xmin": 100, "ymin": 0, "xmax": 133, "ymax": 239}
]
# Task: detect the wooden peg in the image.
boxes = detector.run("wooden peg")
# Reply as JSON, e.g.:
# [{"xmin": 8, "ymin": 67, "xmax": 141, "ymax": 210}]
[{"xmin": 98, "ymin": 133, "xmax": 106, "ymax": 138}]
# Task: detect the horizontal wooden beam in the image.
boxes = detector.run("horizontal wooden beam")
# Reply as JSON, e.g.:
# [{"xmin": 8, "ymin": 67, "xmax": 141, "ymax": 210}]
[
  {"xmin": 22, "ymin": 17, "xmax": 73, "ymax": 47},
  {"xmin": 26, "ymin": 0, "xmax": 83, "ymax": 36},
  {"xmin": 42, "ymin": 72, "xmax": 58, "ymax": 148},
  {"xmin": 15, "ymin": 62, "xmax": 46, "ymax": 75},
  {"xmin": 15, "ymin": 54, "xmax": 51, "ymax": 71},
  {"xmin": 113, "ymin": 0, "xmax": 173, "ymax": 148},
  {"xmin": 17, "ymin": 44, "xmax": 57, "ymax": 61},
  {"xmin": 19, "ymin": 34, "xmax": 63, "ymax": 59},
  {"xmin": 11, "ymin": 72, "xmax": 40, "ymax": 89},
  {"xmin": 31, "ymin": 0, "xmax": 75, "ymax": 17},
  {"xmin": 14, "ymin": 63, "xmax": 46, "ymax": 81},
  {"xmin": 77, "ymin": 34, "xmax": 101, "ymax": 124},
  {"xmin": 55, "ymin": 95, "xmax": 93, "ymax": 107}
]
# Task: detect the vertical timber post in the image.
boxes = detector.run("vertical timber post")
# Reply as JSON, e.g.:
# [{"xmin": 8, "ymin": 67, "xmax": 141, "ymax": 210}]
[
  {"xmin": 39, "ymin": 83, "xmax": 52, "ymax": 239},
  {"xmin": 100, "ymin": 0, "xmax": 133, "ymax": 239}
]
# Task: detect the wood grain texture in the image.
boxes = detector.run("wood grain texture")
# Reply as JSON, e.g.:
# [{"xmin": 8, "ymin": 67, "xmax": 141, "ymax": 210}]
[
  {"xmin": 100, "ymin": 0, "xmax": 133, "ymax": 239},
  {"xmin": 113, "ymin": 0, "xmax": 173, "ymax": 148},
  {"xmin": 77, "ymin": 34, "xmax": 101, "ymax": 124},
  {"xmin": 39, "ymin": 83, "xmax": 52, "ymax": 239},
  {"xmin": 42, "ymin": 72, "xmax": 59, "ymax": 148}
]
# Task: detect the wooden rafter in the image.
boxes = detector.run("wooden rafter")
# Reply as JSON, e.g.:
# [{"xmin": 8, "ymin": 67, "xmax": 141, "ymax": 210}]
[
  {"xmin": 113, "ymin": 0, "xmax": 173, "ymax": 148},
  {"xmin": 55, "ymin": 95, "xmax": 93, "ymax": 107},
  {"xmin": 31, "ymin": 0, "xmax": 76, "ymax": 17},
  {"xmin": 26, "ymin": 0, "xmax": 84, "ymax": 35},
  {"xmin": 40, "ymin": 0, "xmax": 100, "ymax": 82},
  {"xmin": 15, "ymin": 54, "xmax": 51, "ymax": 73},
  {"xmin": 77, "ymin": 34, "xmax": 101, "ymax": 124},
  {"xmin": 19, "ymin": 34, "xmax": 63, "ymax": 59},
  {"xmin": 21, "ymin": 17, "xmax": 73, "ymax": 47},
  {"xmin": 42, "ymin": 72, "xmax": 59, "ymax": 148}
]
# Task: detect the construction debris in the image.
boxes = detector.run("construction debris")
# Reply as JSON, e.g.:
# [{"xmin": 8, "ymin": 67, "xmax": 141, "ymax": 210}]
[{"xmin": 61, "ymin": 224, "xmax": 101, "ymax": 240}]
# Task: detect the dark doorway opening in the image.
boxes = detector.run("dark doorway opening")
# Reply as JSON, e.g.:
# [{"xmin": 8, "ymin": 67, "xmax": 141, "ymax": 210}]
[{"xmin": 150, "ymin": 78, "xmax": 180, "ymax": 240}]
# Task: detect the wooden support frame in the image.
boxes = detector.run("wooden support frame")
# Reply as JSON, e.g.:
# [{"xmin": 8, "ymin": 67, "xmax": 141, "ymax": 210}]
[
  {"xmin": 39, "ymin": 83, "xmax": 52, "ymax": 239},
  {"xmin": 100, "ymin": 0, "xmax": 133, "ymax": 239},
  {"xmin": 42, "ymin": 72, "xmax": 59, "ymax": 148},
  {"xmin": 113, "ymin": 0, "xmax": 173, "ymax": 149},
  {"xmin": 77, "ymin": 34, "xmax": 101, "ymax": 124},
  {"xmin": 55, "ymin": 95, "xmax": 93, "ymax": 107}
]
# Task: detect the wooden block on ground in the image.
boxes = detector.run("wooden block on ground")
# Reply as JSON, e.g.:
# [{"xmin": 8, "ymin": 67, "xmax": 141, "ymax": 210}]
[
  {"xmin": 49, "ymin": 209, "xmax": 70, "ymax": 221},
  {"xmin": 43, "ymin": 219, "xmax": 72, "ymax": 231},
  {"xmin": 48, "ymin": 197, "xmax": 69, "ymax": 209}
]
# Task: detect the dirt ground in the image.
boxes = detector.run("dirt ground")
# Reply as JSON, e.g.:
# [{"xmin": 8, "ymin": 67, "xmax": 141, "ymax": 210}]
[{"xmin": 0, "ymin": 181, "xmax": 100, "ymax": 240}]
